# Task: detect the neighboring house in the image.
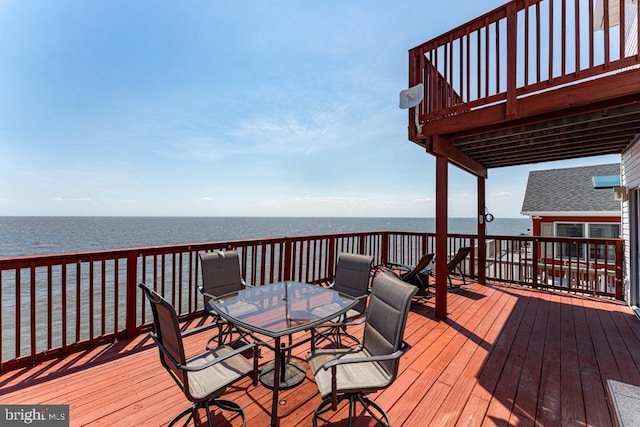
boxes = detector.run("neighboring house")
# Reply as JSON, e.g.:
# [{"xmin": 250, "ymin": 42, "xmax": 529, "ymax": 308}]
[
  {"xmin": 521, "ymin": 163, "xmax": 623, "ymax": 292},
  {"xmin": 521, "ymin": 163, "xmax": 622, "ymax": 240}
]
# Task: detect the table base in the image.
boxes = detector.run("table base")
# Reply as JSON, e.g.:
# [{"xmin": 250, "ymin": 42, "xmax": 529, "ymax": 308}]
[{"xmin": 259, "ymin": 360, "xmax": 306, "ymax": 389}]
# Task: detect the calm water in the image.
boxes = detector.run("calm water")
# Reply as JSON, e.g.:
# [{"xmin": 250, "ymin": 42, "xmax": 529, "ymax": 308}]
[
  {"xmin": 0, "ymin": 216, "xmax": 530, "ymax": 360},
  {"xmin": 0, "ymin": 216, "xmax": 530, "ymax": 258}
]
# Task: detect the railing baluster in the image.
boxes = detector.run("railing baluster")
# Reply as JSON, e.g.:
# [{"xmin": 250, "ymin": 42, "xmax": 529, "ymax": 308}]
[
  {"xmin": 604, "ymin": 0, "xmax": 610, "ymax": 66},
  {"xmin": 61, "ymin": 263, "xmax": 67, "ymax": 351},
  {"xmin": 562, "ymin": 0, "xmax": 567, "ymax": 76},
  {"xmin": 485, "ymin": 20, "xmax": 490, "ymax": 97},
  {"xmin": 30, "ymin": 263, "xmax": 36, "ymax": 359},
  {"xmin": 89, "ymin": 259, "xmax": 94, "ymax": 340},
  {"xmin": 589, "ymin": 0, "xmax": 594, "ymax": 68},
  {"xmin": 47, "ymin": 265, "xmax": 52, "ymax": 350},
  {"xmin": 549, "ymin": 0, "xmax": 555, "ymax": 80},
  {"xmin": 75, "ymin": 261, "xmax": 81, "ymax": 342},
  {"xmin": 620, "ymin": 0, "xmax": 626, "ymax": 59}
]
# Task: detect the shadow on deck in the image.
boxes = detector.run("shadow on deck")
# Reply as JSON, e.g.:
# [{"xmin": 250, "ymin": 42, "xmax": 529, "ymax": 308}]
[{"xmin": 1, "ymin": 279, "xmax": 638, "ymax": 426}]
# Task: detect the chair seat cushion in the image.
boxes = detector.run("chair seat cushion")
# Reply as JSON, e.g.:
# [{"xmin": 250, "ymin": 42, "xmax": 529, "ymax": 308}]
[
  {"xmin": 306, "ymin": 348, "xmax": 392, "ymax": 398},
  {"xmin": 186, "ymin": 345, "xmax": 253, "ymax": 400}
]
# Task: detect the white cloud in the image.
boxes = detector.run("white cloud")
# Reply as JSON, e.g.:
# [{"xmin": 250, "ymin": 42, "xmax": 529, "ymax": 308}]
[
  {"xmin": 52, "ymin": 197, "xmax": 91, "ymax": 202},
  {"xmin": 493, "ymin": 191, "xmax": 513, "ymax": 198}
]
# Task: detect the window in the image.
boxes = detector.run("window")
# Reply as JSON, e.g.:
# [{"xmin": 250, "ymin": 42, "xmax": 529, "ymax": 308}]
[
  {"xmin": 556, "ymin": 223, "xmax": 585, "ymax": 259},
  {"xmin": 552, "ymin": 222, "xmax": 620, "ymax": 262},
  {"xmin": 589, "ymin": 223, "xmax": 620, "ymax": 262}
]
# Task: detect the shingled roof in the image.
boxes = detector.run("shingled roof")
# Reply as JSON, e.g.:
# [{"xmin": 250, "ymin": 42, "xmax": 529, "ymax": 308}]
[{"xmin": 521, "ymin": 163, "xmax": 621, "ymax": 215}]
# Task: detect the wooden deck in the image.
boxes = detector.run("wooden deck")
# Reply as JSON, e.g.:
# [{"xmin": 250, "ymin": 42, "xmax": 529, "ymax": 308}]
[{"xmin": 2, "ymin": 280, "xmax": 639, "ymax": 426}]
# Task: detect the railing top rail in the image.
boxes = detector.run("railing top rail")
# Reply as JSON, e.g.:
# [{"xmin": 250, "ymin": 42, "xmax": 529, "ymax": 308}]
[
  {"xmin": 0, "ymin": 230, "xmax": 392, "ymax": 267},
  {"xmin": 410, "ymin": 0, "xmax": 542, "ymax": 53},
  {"xmin": 0, "ymin": 231, "xmax": 623, "ymax": 268}
]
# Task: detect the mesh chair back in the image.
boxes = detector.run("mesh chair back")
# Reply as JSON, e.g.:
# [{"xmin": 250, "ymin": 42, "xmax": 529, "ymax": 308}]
[
  {"xmin": 402, "ymin": 253, "xmax": 434, "ymax": 283},
  {"xmin": 362, "ymin": 272, "xmax": 417, "ymax": 376},
  {"xmin": 333, "ymin": 253, "xmax": 374, "ymax": 314},
  {"xmin": 447, "ymin": 247, "xmax": 471, "ymax": 272},
  {"xmin": 139, "ymin": 283, "xmax": 187, "ymax": 386},
  {"xmin": 200, "ymin": 250, "xmax": 244, "ymax": 305}
]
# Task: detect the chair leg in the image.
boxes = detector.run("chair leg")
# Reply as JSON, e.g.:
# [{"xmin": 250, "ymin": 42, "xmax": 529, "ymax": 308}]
[
  {"xmin": 212, "ymin": 399, "xmax": 245, "ymax": 427},
  {"xmin": 313, "ymin": 394, "xmax": 348, "ymax": 427},
  {"xmin": 168, "ymin": 398, "xmax": 245, "ymax": 427},
  {"xmin": 167, "ymin": 404, "xmax": 197, "ymax": 427},
  {"xmin": 312, "ymin": 393, "xmax": 390, "ymax": 427},
  {"xmin": 356, "ymin": 394, "xmax": 391, "ymax": 426}
]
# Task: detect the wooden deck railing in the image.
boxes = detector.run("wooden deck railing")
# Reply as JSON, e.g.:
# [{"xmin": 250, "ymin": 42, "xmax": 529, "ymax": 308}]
[
  {"xmin": 0, "ymin": 231, "xmax": 622, "ymax": 371},
  {"xmin": 409, "ymin": 0, "xmax": 640, "ymax": 130}
]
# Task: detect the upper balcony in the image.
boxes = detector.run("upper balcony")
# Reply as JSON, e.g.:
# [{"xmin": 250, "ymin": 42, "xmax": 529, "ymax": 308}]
[{"xmin": 407, "ymin": 0, "xmax": 640, "ymax": 173}]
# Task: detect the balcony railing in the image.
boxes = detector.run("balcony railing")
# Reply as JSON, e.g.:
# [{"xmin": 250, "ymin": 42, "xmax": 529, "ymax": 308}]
[
  {"xmin": 0, "ymin": 231, "xmax": 622, "ymax": 371},
  {"xmin": 409, "ymin": 0, "xmax": 640, "ymax": 130}
]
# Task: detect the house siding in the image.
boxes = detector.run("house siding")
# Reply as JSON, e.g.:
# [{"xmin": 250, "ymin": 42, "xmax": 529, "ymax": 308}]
[{"xmin": 622, "ymin": 139, "xmax": 640, "ymax": 303}]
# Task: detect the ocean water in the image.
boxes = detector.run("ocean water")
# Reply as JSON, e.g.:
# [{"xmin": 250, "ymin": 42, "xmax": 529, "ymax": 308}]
[{"xmin": 0, "ymin": 216, "xmax": 530, "ymax": 258}]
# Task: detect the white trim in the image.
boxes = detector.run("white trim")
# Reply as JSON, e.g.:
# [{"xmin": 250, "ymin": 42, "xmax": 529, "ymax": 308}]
[
  {"xmin": 521, "ymin": 211, "xmax": 621, "ymax": 217},
  {"xmin": 555, "ymin": 221, "xmax": 622, "ymax": 238}
]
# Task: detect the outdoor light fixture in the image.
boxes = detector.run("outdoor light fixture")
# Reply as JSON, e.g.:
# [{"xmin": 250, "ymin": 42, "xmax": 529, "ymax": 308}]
[
  {"xmin": 399, "ymin": 83, "xmax": 424, "ymax": 109},
  {"xmin": 399, "ymin": 83, "xmax": 424, "ymax": 133},
  {"xmin": 614, "ymin": 186, "xmax": 628, "ymax": 202}
]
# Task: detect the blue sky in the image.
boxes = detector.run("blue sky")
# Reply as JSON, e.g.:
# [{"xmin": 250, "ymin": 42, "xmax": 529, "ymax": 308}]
[{"xmin": 0, "ymin": 1, "xmax": 620, "ymax": 218}]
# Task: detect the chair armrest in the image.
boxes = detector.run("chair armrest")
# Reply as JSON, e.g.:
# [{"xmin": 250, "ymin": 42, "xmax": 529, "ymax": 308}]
[
  {"xmin": 180, "ymin": 322, "xmax": 219, "ymax": 337},
  {"xmin": 151, "ymin": 331, "xmax": 258, "ymax": 372},
  {"xmin": 320, "ymin": 341, "xmax": 411, "ymax": 370},
  {"xmin": 343, "ymin": 316, "xmax": 366, "ymax": 327},
  {"xmin": 383, "ymin": 262, "xmax": 412, "ymax": 273},
  {"xmin": 181, "ymin": 342, "xmax": 258, "ymax": 371},
  {"xmin": 241, "ymin": 278, "xmax": 255, "ymax": 288},
  {"xmin": 201, "ymin": 291, "xmax": 217, "ymax": 301},
  {"xmin": 373, "ymin": 265, "xmax": 399, "ymax": 277}
]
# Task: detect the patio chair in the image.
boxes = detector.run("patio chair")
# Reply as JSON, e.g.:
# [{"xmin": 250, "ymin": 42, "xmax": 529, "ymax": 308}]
[
  {"xmin": 199, "ymin": 250, "xmax": 257, "ymax": 346},
  {"xmin": 139, "ymin": 282, "xmax": 259, "ymax": 427},
  {"xmin": 306, "ymin": 271, "xmax": 417, "ymax": 426},
  {"xmin": 381, "ymin": 253, "xmax": 434, "ymax": 296},
  {"xmin": 431, "ymin": 246, "xmax": 472, "ymax": 287},
  {"xmin": 311, "ymin": 252, "xmax": 374, "ymax": 349}
]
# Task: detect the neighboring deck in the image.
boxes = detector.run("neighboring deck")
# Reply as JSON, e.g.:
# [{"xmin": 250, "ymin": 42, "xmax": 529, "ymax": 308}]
[{"xmin": 2, "ymin": 280, "xmax": 638, "ymax": 426}]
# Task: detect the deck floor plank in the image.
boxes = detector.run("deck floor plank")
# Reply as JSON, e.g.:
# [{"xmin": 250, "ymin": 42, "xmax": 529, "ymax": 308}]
[
  {"xmin": 559, "ymin": 295, "xmax": 587, "ymax": 426},
  {"xmin": 573, "ymin": 298, "xmax": 614, "ymax": 427},
  {"xmin": 510, "ymin": 289, "xmax": 549, "ymax": 424},
  {"xmin": 484, "ymin": 287, "xmax": 540, "ymax": 426},
  {"xmin": 534, "ymin": 292, "xmax": 562, "ymax": 426},
  {"xmin": 2, "ymin": 282, "xmax": 638, "ymax": 426}
]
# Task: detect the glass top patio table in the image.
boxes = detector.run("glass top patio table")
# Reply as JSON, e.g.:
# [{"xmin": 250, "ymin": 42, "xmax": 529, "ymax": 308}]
[
  {"xmin": 208, "ymin": 280, "xmax": 357, "ymax": 338},
  {"xmin": 208, "ymin": 280, "xmax": 358, "ymax": 427}
]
